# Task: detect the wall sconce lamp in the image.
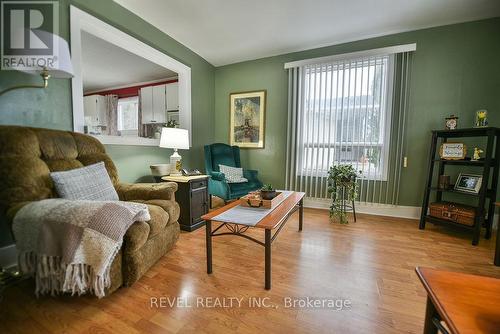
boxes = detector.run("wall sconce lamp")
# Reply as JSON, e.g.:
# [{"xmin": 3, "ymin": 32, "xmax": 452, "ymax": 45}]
[{"xmin": 0, "ymin": 30, "xmax": 74, "ymax": 96}]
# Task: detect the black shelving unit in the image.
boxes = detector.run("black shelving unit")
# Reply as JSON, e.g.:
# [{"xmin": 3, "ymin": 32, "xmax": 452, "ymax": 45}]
[{"xmin": 419, "ymin": 127, "xmax": 500, "ymax": 245}]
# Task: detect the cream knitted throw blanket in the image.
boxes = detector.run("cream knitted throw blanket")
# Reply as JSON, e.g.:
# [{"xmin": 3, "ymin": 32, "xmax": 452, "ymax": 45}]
[{"xmin": 12, "ymin": 199, "xmax": 150, "ymax": 298}]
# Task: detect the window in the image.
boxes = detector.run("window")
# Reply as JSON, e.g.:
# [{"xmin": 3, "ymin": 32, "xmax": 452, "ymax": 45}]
[
  {"xmin": 298, "ymin": 55, "xmax": 393, "ymax": 180},
  {"xmin": 117, "ymin": 96, "xmax": 139, "ymax": 132}
]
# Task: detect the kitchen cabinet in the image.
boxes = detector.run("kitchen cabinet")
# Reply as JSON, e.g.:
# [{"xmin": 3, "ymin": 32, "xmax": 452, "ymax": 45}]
[
  {"xmin": 140, "ymin": 81, "xmax": 179, "ymax": 124},
  {"xmin": 166, "ymin": 82, "xmax": 179, "ymax": 111},
  {"xmin": 152, "ymin": 85, "xmax": 166, "ymax": 123},
  {"xmin": 83, "ymin": 94, "xmax": 106, "ymax": 126},
  {"xmin": 140, "ymin": 84, "xmax": 166, "ymax": 124}
]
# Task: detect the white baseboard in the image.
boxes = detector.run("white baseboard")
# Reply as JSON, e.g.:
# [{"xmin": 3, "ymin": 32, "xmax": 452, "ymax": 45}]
[
  {"xmin": 0, "ymin": 244, "xmax": 17, "ymax": 269},
  {"xmin": 303, "ymin": 198, "xmax": 422, "ymax": 219},
  {"xmin": 304, "ymin": 198, "xmax": 500, "ymax": 227}
]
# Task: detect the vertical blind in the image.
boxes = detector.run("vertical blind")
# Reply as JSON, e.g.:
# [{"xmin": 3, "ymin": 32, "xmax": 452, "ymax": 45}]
[{"xmin": 286, "ymin": 52, "xmax": 413, "ymax": 204}]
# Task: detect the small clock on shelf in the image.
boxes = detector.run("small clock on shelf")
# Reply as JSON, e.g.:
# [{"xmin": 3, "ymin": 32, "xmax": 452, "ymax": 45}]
[{"xmin": 445, "ymin": 115, "xmax": 458, "ymax": 130}]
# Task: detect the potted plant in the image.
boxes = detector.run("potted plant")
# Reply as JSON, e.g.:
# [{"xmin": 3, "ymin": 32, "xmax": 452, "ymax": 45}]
[
  {"xmin": 260, "ymin": 184, "xmax": 277, "ymax": 200},
  {"xmin": 327, "ymin": 164, "xmax": 360, "ymax": 224}
]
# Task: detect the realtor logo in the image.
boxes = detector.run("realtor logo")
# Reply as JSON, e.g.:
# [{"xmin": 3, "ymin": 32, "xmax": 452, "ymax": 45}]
[{"xmin": 1, "ymin": 1, "xmax": 59, "ymax": 71}]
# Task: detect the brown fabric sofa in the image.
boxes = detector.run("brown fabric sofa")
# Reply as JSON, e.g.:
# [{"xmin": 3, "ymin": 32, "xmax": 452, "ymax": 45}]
[{"xmin": 0, "ymin": 125, "xmax": 180, "ymax": 293}]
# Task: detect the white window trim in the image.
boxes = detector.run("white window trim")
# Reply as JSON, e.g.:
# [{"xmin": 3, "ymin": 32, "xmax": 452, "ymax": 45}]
[
  {"xmin": 70, "ymin": 6, "xmax": 192, "ymax": 146},
  {"xmin": 284, "ymin": 43, "xmax": 416, "ymax": 69},
  {"xmin": 296, "ymin": 54, "xmax": 395, "ymax": 181}
]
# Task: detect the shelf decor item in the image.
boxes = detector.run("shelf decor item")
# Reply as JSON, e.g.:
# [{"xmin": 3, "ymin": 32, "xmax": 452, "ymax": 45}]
[
  {"xmin": 240, "ymin": 190, "xmax": 284, "ymax": 209},
  {"xmin": 454, "ymin": 173, "xmax": 482, "ymax": 194},
  {"xmin": 438, "ymin": 175, "xmax": 451, "ymax": 189},
  {"xmin": 327, "ymin": 164, "xmax": 359, "ymax": 224},
  {"xmin": 471, "ymin": 147, "xmax": 484, "ymax": 161},
  {"xmin": 445, "ymin": 115, "xmax": 458, "ymax": 130},
  {"xmin": 475, "ymin": 110, "xmax": 488, "ymax": 127},
  {"xmin": 439, "ymin": 142, "xmax": 466, "ymax": 160},
  {"xmin": 150, "ymin": 163, "xmax": 172, "ymax": 178},
  {"xmin": 260, "ymin": 184, "xmax": 277, "ymax": 200},
  {"xmin": 229, "ymin": 90, "xmax": 266, "ymax": 148},
  {"xmin": 429, "ymin": 202, "xmax": 476, "ymax": 226}
]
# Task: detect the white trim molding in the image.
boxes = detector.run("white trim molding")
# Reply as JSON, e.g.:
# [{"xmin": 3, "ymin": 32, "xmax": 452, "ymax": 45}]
[
  {"xmin": 304, "ymin": 198, "xmax": 500, "ymax": 229},
  {"xmin": 92, "ymin": 135, "xmax": 160, "ymax": 146},
  {"xmin": 70, "ymin": 6, "xmax": 192, "ymax": 145},
  {"xmin": 303, "ymin": 197, "xmax": 421, "ymax": 220},
  {"xmin": 284, "ymin": 43, "xmax": 417, "ymax": 69}
]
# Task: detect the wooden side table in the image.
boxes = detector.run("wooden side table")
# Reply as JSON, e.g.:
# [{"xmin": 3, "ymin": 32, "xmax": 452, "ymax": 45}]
[
  {"xmin": 416, "ymin": 267, "xmax": 500, "ymax": 334},
  {"xmin": 161, "ymin": 175, "xmax": 209, "ymax": 231}
]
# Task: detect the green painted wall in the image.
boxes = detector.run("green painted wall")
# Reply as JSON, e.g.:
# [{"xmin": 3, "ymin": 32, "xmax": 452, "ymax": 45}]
[
  {"xmin": 214, "ymin": 18, "xmax": 500, "ymax": 207},
  {"xmin": 0, "ymin": 0, "xmax": 215, "ymax": 247},
  {"xmin": 0, "ymin": 0, "xmax": 215, "ymax": 182}
]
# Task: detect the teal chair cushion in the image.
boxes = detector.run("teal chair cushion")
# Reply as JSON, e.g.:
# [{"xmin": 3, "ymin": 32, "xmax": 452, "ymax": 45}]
[{"xmin": 229, "ymin": 180, "xmax": 262, "ymax": 198}]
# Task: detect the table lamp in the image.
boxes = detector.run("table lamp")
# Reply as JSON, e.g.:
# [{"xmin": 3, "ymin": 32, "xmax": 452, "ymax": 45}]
[{"xmin": 159, "ymin": 128, "xmax": 189, "ymax": 175}]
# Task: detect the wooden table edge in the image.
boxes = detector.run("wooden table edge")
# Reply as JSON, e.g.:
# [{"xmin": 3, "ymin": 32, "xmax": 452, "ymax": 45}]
[
  {"xmin": 201, "ymin": 192, "xmax": 305, "ymax": 229},
  {"xmin": 415, "ymin": 267, "xmax": 463, "ymax": 334}
]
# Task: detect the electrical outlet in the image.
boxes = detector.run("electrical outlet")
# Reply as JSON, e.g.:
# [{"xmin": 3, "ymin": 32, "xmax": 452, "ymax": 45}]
[{"xmin": 403, "ymin": 156, "xmax": 408, "ymax": 168}]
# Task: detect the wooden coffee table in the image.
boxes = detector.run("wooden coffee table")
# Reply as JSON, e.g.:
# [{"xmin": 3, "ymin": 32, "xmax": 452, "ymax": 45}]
[{"xmin": 201, "ymin": 191, "xmax": 305, "ymax": 290}]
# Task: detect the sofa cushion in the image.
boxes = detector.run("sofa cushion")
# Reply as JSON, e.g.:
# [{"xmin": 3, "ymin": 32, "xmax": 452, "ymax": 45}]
[
  {"xmin": 0, "ymin": 126, "xmax": 120, "ymax": 208},
  {"xmin": 36, "ymin": 129, "xmax": 78, "ymax": 161},
  {"xmin": 50, "ymin": 162, "xmax": 119, "ymax": 201}
]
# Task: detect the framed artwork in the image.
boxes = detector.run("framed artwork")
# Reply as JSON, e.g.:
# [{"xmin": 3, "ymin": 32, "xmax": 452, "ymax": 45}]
[
  {"xmin": 454, "ymin": 173, "xmax": 482, "ymax": 194},
  {"xmin": 229, "ymin": 90, "xmax": 266, "ymax": 148}
]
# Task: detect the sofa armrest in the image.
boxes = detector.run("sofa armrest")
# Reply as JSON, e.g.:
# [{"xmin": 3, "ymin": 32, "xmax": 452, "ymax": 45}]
[
  {"xmin": 116, "ymin": 182, "xmax": 178, "ymax": 201},
  {"xmin": 210, "ymin": 171, "xmax": 226, "ymax": 182}
]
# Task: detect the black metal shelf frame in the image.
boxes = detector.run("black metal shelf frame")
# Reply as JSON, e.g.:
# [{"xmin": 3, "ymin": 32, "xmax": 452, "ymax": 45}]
[{"xmin": 419, "ymin": 127, "xmax": 500, "ymax": 245}]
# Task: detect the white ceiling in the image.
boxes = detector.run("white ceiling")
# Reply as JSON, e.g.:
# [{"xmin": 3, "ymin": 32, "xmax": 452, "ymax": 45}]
[
  {"xmin": 81, "ymin": 31, "xmax": 177, "ymax": 92},
  {"xmin": 114, "ymin": 0, "xmax": 500, "ymax": 66}
]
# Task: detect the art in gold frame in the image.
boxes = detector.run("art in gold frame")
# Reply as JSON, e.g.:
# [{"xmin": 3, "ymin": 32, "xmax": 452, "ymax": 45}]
[{"xmin": 229, "ymin": 90, "xmax": 266, "ymax": 148}]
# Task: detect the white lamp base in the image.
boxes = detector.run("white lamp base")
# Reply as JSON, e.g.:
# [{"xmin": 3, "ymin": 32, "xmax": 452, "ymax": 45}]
[{"xmin": 170, "ymin": 149, "xmax": 182, "ymax": 175}]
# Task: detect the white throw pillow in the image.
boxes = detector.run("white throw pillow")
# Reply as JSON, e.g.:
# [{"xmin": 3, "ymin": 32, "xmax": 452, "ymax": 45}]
[
  {"xmin": 50, "ymin": 162, "xmax": 119, "ymax": 201},
  {"xmin": 219, "ymin": 164, "xmax": 248, "ymax": 184}
]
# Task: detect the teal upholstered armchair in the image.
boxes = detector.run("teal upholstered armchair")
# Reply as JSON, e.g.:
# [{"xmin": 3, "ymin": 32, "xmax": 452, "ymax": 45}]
[{"xmin": 204, "ymin": 143, "xmax": 263, "ymax": 203}]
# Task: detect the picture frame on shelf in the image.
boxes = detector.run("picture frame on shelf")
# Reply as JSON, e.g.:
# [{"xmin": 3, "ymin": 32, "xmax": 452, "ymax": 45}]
[
  {"xmin": 439, "ymin": 142, "xmax": 466, "ymax": 160},
  {"xmin": 454, "ymin": 173, "xmax": 482, "ymax": 194},
  {"xmin": 229, "ymin": 90, "xmax": 266, "ymax": 148}
]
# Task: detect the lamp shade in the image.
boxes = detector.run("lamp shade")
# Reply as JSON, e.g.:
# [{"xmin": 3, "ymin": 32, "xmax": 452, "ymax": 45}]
[
  {"xmin": 18, "ymin": 30, "xmax": 74, "ymax": 78},
  {"xmin": 159, "ymin": 128, "xmax": 189, "ymax": 150}
]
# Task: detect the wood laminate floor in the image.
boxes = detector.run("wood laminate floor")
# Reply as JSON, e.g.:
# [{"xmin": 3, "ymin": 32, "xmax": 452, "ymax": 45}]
[{"xmin": 1, "ymin": 208, "xmax": 499, "ymax": 334}]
